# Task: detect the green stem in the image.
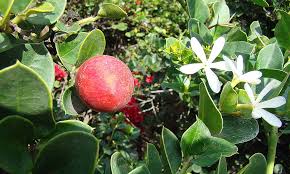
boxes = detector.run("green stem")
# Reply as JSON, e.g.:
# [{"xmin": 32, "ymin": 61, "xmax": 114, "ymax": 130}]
[
  {"xmin": 266, "ymin": 126, "xmax": 278, "ymax": 174},
  {"xmin": 236, "ymin": 104, "xmax": 253, "ymax": 111},
  {"xmin": 77, "ymin": 16, "xmax": 101, "ymax": 26},
  {"xmin": 179, "ymin": 156, "xmax": 193, "ymax": 174}
]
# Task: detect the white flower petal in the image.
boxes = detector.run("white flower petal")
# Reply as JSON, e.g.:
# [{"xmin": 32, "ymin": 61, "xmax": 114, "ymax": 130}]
[
  {"xmin": 239, "ymin": 71, "xmax": 262, "ymax": 84},
  {"xmin": 244, "ymin": 83, "xmax": 256, "ymax": 104},
  {"xmin": 256, "ymin": 96, "xmax": 286, "ymax": 109},
  {"xmin": 252, "ymin": 108, "xmax": 262, "ymax": 119},
  {"xmin": 209, "ymin": 61, "xmax": 231, "ymax": 71},
  {"xmin": 236, "ymin": 55, "xmax": 244, "ymax": 75},
  {"xmin": 205, "ymin": 68, "xmax": 222, "ymax": 93},
  {"xmin": 179, "ymin": 63, "xmax": 203, "ymax": 75},
  {"xmin": 208, "ymin": 37, "xmax": 225, "ymax": 63},
  {"xmin": 222, "ymin": 56, "xmax": 239, "ymax": 75},
  {"xmin": 254, "ymin": 108, "xmax": 282, "ymax": 127},
  {"xmin": 190, "ymin": 37, "xmax": 207, "ymax": 63},
  {"xmin": 256, "ymin": 80, "xmax": 281, "ymax": 103}
]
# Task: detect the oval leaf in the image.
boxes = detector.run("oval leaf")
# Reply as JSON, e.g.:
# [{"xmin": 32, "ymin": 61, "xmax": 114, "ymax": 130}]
[
  {"xmin": 34, "ymin": 131, "xmax": 99, "ymax": 174},
  {"xmin": 187, "ymin": 0, "xmax": 210, "ymax": 23},
  {"xmin": 11, "ymin": 0, "xmax": 33, "ymax": 14},
  {"xmin": 275, "ymin": 10, "xmax": 290, "ymax": 49},
  {"xmin": 0, "ymin": 62, "xmax": 55, "ymax": 136},
  {"xmin": 160, "ymin": 127, "xmax": 182, "ymax": 174},
  {"xmin": 0, "ymin": 116, "xmax": 34, "ymax": 174},
  {"xmin": 239, "ymin": 153, "xmax": 267, "ymax": 174},
  {"xmin": 256, "ymin": 43, "xmax": 284, "ymax": 70},
  {"xmin": 145, "ymin": 143, "xmax": 162, "ymax": 174},
  {"xmin": 98, "ymin": 3, "xmax": 127, "ymax": 19},
  {"xmin": 111, "ymin": 152, "xmax": 130, "ymax": 174},
  {"xmin": 62, "ymin": 86, "xmax": 88, "ymax": 115},
  {"xmin": 199, "ymin": 81, "xmax": 223, "ymax": 134},
  {"xmin": 219, "ymin": 82, "xmax": 238, "ymax": 113},
  {"xmin": 218, "ymin": 116, "xmax": 259, "ymax": 144}
]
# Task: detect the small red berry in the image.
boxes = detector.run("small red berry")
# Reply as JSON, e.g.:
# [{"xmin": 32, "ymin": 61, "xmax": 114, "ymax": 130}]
[
  {"xmin": 54, "ymin": 64, "xmax": 67, "ymax": 81},
  {"xmin": 145, "ymin": 75, "xmax": 154, "ymax": 84}
]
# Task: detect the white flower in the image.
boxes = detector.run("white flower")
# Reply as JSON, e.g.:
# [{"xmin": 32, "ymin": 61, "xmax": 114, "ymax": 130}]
[
  {"xmin": 180, "ymin": 37, "xmax": 229, "ymax": 93},
  {"xmin": 244, "ymin": 80, "xmax": 286, "ymax": 127},
  {"xmin": 223, "ymin": 55, "xmax": 262, "ymax": 86}
]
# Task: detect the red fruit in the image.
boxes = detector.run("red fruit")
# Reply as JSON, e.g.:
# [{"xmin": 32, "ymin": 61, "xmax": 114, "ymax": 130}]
[
  {"xmin": 75, "ymin": 55, "xmax": 134, "ymax": 112},
  {"xmin": 54, "ymin": 64, "xmax": 67, "ymax": 81},
  {"xmin": 145, "ymin": 75, "xmax": 154, "ymax": 84}
]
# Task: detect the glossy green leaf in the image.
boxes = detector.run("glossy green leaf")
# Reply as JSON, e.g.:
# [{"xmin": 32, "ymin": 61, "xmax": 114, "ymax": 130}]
[
  {"xmin": 145, "ymin": 143, "xmax": 162, "ymax": 174},
  {"xmin": 38, "ymin": 120, "xmax": 93, "ymax": 149},
  {"xmin": 187, "ymin": 0, "xmax": 210, "ymax": 23},
  {"xmin": 219, "ymin": 82, "xmax": 238, "ymax": 113},
  {"xmin": 0, "ymin": 62, "xmax": 55, "ymax": 137},
  {"xmin": 0, "ymin": 116, "xmax": 34, "ymax": 174},
  {"xmin": 11, "ymin": 0, "xmax": 32, "ymax": 14},
  {"xmin": 55, "ymin": 21, "xmax": 81, "ymax": 34},
  {"xmin": 181, "ymin": 117, "xmax": 211, "ymax": 157},
  {"xmin": 250, "ymin": 0, "xmax": 269, "ymax": 7},
  {"xmin": 275, "ymin": 10, "xmax": 290, "ymax": 49},
  {"xmin": 222, "ymin": 41, "xmax": 255, "ymax": 57},
  {"xmin": 188, "ymin": 18, "xmax": 213, "ymax": 45},
  {"xmin": 34, "ymin": 131, "xmax": 99, "ymax": 174},
  {"xmin": 160, "ymin": 127, "xmax": 182, "ymax": 174},
  {"xmin": 248, "ymin": 21, "xmax": 262, "ymax": 41},
  {"xmin": 0, "ymin": 43, "xmax": 55, "ymax": 91},
  {"xmin": 111, "ymin": 152, "xmax": 130, "ymax": 174},
  {"xmin": 226, "ymin": 27, "xmax": 247, "ymax": 42},
  {"xmin": 56, "ymin": 32, "xmax": 88, "ymax": 71},
  {"xmin": 239, "ymin": 153, "xmax": 267, "ymax": 174},
  {"xmin": 256, "ymin": 43, "xmax": 284, "ymax": 70},
  {"xmin": 209, "ymin": 0, "xmax": 230, "ymax": 27},
  {"xmin": 259, "ymin": 69, "xmax": 287, "ymax": 82},
  {"xmin": 129, "ymin": 166, "xmax": 151, "ymax": 174},
  {"xmin": 194, "ymin": 137, "xmax": 238, "ymax": 167},
  {"xmin": 27, "ymin": 0, "xmax": 66, "ymax": 25},
  {"xmin": 0, "ymin": 0, "xmax": 14, "ymax": 26},
  {"xmin": 199, "ymin": 81, "xmax": 223, "ymax": 134},
  {"xmin": 98, "ymin": 3, "xmax": 127, "ymax": 19},
  {"xmin": 76, "ymin": 29, "xmax": 106, "ymax": 67},
  {"xmin": 218, "ymin": 116, "xmax": 258, "ymax": 144},
  {"xmin": 62, "ymin": 86, "xmax": 88, "ymax": 115},
  {"xmin": 216, "ymin": 157, "xmax": 227, "ymax": 174}
]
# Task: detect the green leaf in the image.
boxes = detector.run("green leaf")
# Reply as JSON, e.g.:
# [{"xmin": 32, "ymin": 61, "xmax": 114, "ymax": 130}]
[
  {"xmin": 11, "ymin": 0, "xmax": 32, "ymax": 14},
  {"xmin": 218, "ymin": 116, "xmax": 258, "ymax": 144},
  {"xmin": 209, "ymin": 0, "xmax": 230, "ymax": 27},
  {"xmin": 275, "ymin": 10, "xmax": 290, "ymax": 49},
  {"xmin": 181, "ymin": 117, "xmax": 211, "ymax": 157},
  {"xmin": 0, "ymin": 43, "xmax": 55, "ymax": 91},
  {"xmin": 24, "ymin": 2, "xmax": 55, "ymax": 17},
  {"xmin": 259, "ymin": 69, "xmax": 287, "ymax": 82},
  {"xmin": 38, "ymin": 120, "xmax": 93, "ymax": 149},
  {"xmin": 187, "ymin": 0, "xmax": 210, "ymax": 23},
  {"xmin": 56, "ymin": 32, "xmax": 88, "ymax": 71},
  {"xmin": 0, "ymin": 0, "xmax": 14, "ymax": 26},
  {"xmin": 129, "ymin": 166, "xmax": 151, "ymax": 174},
  {"xmin": 226, "ymin": 27, "xmax": 247, "ymax": 42},
  {"xmin": 188, "ymin": 18, "xmax": 213, "ymax": 45},
  {"xmin": 0, "ymin": 33, "xmax": 19, "ymax": 53},
  {"xmin": 216, "ymin": 157, "xmax": 227, "ymax": 174},
  {"xmin": 111, "ymin": 152, "xmax": 130, "ymax": 174},
  {"xmin": 27, "ymin": 0, "xmax": 66, "ymax": 25},
  {"xmin": 33, "ymin": 131, "xmax": 99, "ymax": 174},
  {"xmin": 98, "ymin": 3, "xmax": 127, "ymax": 19},
  {"xmin": 62, "ymin": 86, "xmax": 88, "ymax": 115},
  {"xmin": 76, "ymin": 29, "xmax": 106, "ymax": 67},
  {"xmin": 250, "ymin": 0, "xmax": 269, "ymax": 7},
  {"xmin": 193, "ymin": 137, "xmax": 237, "ymax": 167},
  {"xmin": 145, "ymin": 143, "xmax": 162, "ymax": 174},
  {"xmin": 219, "ymin": 82, "xmax": 238, "ymax": 113},
  {"xmin": 256, "ymin": 43, "xmax": 284, "ymax": 70},
  {"xmin": 55, "ymin": 21, "xmax": 81, "ymax": 34},
  {"xmin": 222, "ymin": 41, "xmax": 255, "ymax": 57},
  {"xmin": 0, "ymin": 62, "xmax": 55, "ymax": 137},
  {"xmin": 160, "ymin": 127, "xmax": 182, "ymax": 174},
  {"xmin": 248, "ymin": 21, "xmax": 262, "ymax": 41},
  {"xmin": 198, "ymin": 81, "xmax": 223, "ymax": 134},
  {"xmin": 239, "ymin": 153, "xmax": 267, "ymax": 174},
  {"xmin": 111, "ymin": 22, "xmax": 128, "ymax": 31},
  {"xmin": 0, "ymin": 116, "xmax": 34, "ymax": 174}
]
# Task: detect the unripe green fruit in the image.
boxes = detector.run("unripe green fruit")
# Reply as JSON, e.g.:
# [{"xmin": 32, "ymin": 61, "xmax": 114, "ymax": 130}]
[{"xmin": 75, "ymin": 55, "xmax": 134, "ymax": 112}]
